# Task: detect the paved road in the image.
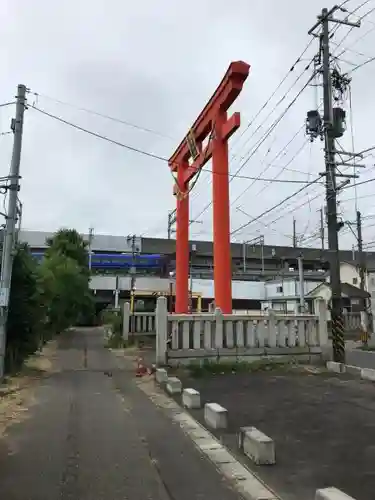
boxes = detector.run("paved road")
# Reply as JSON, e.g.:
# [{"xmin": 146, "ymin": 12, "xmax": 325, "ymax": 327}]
[
  {"xmin": 0, "ymin": 328, "xmax": 242, "ymax": 500},
  {"xmin": 346, "ymin": 346, "xmax": 375, "ymax": 369}
]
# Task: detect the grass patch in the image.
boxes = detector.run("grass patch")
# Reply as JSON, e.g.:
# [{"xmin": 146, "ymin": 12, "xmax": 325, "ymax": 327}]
[
  {"xmin": 186, "ymin": 358, "xmax": 296, "ymax": 378},
  {"xmin": 358, "ymin": 345, "xmax": 375, "ymax": 351}
]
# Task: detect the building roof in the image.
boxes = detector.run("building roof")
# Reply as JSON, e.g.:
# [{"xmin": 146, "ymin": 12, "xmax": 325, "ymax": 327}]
[{"xmin": 307, "ymin": 282, "xmax": 370, "ymax": 299}]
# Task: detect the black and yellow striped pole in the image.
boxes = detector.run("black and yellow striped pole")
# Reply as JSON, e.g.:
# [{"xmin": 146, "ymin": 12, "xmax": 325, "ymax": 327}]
[{"xmin": 331, "ymin": 304, "xmax": 345, "ymax": 364}]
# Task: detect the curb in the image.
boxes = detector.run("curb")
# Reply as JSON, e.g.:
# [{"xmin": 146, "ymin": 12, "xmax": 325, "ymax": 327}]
[
  {"xmin": 326, "ymin": 361, "xmax": 375, "ymax": 381},
  {"xmin": 135, "ymin": 376, "xmax": 280, "ymax": 500}
]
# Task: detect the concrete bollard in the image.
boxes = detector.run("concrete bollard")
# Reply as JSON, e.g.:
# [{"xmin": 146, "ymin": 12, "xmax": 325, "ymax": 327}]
[
  {"xmin": 361, "ymin": 368, "xmax": 375, "ymax": 382},
  {"xmin": 326, "ymin": 361, "xmax": 344, "ymax": 373},
  {"xmin": 182, "ymin": 388, "xmax": 201, "ymax": 409},
  {"xmin": 315, "ymin": 487, "xmax": 356, "ymax": 500},
  {"xmin": 238, "ymin": 426, "xmax": 275, "ymax": 465},
  {"xmin": 155, "ymin": 368, "xmax": 168, "ymax": 384},
  {"xmin": 166, "ymin": 377, "xmax": 182, "ymax": 395},
  {"xmin": 204, "ymin": 403, "xmax": 228, "ymax": 429}
]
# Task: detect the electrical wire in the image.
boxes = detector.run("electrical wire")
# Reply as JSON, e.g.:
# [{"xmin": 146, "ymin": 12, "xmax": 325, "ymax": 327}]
[
  {"xmin": 29, "ymin": 105, "xmax": 326, "ymax": 191},
  {"xmin": 232, "ymin": 167, "xmax": 375, "ymax": 241},
  {"xmin": 346, "ymin": 53, "xmax": 375, "ymax": 73},
  {"xmin": 230, "ymin": 58, "xmax": 315, "ymax": 164},
  {"xmin": 230, "ymin": 176, "xmax": 323, "ymax": 237},
  {"xmin": 28, "ymin": 91, "xmax": 175, "ymax": 141},
  {"xmin": 228, "ymin": 39, "xmax": 315, "ymax": 156},
  {"xmin": 190, "ymin": 47, "xmax": 317, "ymax": 207},
  {"xmin": 348, "ymin": 84, "xmax": 358, "ymax": 211},
  {"xmin": 0, "ymin": 102, "xmax": 15, "ymax": 109},
  {"xmin": 30, "ymin": 105, "xmax": 170, "ymax": 163},
  {"xmin": 231, "ymin": 137, "xmax": 309, "ymax": 208},
  {"xmin": 331, "ymin": 0, "xmax": 374, "ymax": 55},
  {"xmin": 191, "ymin": 73, "xmax": 317, "ymax": 223}
]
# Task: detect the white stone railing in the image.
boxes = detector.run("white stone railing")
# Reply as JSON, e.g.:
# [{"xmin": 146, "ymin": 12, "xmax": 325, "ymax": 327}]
[
  {"xmin": 155, "ymin": 297, "xmax": 329, "ymax": 365},
  {"xmin": 122, "ymin": 302, "xmax": 156, "ymax": 340}
]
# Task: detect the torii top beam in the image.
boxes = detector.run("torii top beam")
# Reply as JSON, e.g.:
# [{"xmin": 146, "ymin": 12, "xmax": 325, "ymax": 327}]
[{"xmin": 168, "ymin": 61, "xmax": 250, "ymax": 188}]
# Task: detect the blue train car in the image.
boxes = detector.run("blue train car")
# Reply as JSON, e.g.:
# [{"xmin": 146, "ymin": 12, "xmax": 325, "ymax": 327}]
[{"xmin": 30, "ymin": 251, "xmax": 167, "ymax": 270}]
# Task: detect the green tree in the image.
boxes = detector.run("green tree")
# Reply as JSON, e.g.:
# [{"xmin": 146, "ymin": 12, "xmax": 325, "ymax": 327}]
[
  {"xmin": 42, "ymin": 227, "xmax": 95, "ymax": 330},
  {"xmin": 40, "ymin": 253, "xmax": 93, "ymax": 333},
  {"xmin": 6, "ymin": 244, "xmax": 44, "ymax": 371},
  {"xmin": 46, "ymin": 228, "xmax": 89, "ymax": 276}
]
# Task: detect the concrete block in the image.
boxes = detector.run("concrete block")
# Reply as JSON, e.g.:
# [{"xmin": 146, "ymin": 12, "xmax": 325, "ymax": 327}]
[
  {"xmin": 238, "ymin": 426, "xmax": 275, "ymax": 465},
  {"xmin": 326, "ymin": 361, "xmax": 344, "ymax": 373},
  {"xmin": 204, "ymin": 402, "xmax": 228, "ymax": 429},
  {"xmin": 345, "ymin": 364, "xmax": 362, "ymax": 376},
  {"xmin": 155, "ymin": 368, "xmax": 168, "ymax": 384},
  {"xmin": 315, "ymin": 486, "xmax": 356, "ymax": 500},
  {"xmin": 166, "ymin": 377, "xmax": 182, "ymax": 394},
  {"xmin": 182, "ymin": 388, "xmax": 201, "ymax": 409},
  {"xmin": 361, "ymin": 368, "xmax": 375, "ymax": 382}
]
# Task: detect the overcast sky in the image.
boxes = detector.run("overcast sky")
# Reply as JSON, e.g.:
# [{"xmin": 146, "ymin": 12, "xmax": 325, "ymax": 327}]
[{"xmin": 1, "ymin": 0, "xmax": 375, "ymax": 251}]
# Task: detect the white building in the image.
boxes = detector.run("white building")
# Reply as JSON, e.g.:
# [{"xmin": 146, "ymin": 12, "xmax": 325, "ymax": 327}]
[{"xmin": 261, "ymin": 261, "xmax": 370, "ymax": 315}]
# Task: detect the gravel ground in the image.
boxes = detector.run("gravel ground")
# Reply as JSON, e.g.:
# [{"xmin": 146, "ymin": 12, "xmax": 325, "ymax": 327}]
[{"xmin": 173, "ymin": 367, "xmax": 375, "ymax": 500}]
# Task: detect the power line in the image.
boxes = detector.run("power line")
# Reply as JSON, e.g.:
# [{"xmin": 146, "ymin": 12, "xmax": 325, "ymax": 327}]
[
  {"xmin": 201, "ymin": 167, "xmax": 322, "ymax": 184},
  {"xmin": 231, "ymin": 71, "xmax": 317, "ymax": 180},
  {"xmin": 331, "ymin": 0, "xmax": 374, "ymax": 54},
  {"xmin": 192, "ymin": 73, "xmax": 317, "ymax": 223},
  {"xmin": 30, "ymin": 106, "xmax": 317, "ymax": 194},
  {"xmin": 346, "ymin": 54, "xmax": 375, "ymax": 73},
  {"xmin": 233, "ymin": 138, "xmax": 310, "ymax": 207},
  {"xmin": 30, "ymin": 105, "xmax": 170, "ymax": 163},
  {"xmin": 230, "ymin": 176, "xmax": 323, "ymax": 236},
  {"xmin": 28, "ymin": 91, "xmax": 175, "ymax": 140},
  {"xmin": 0, "ymin": 102, "xmax": 15, "ymax": 109},
  {"xmin": 229, "ymin": 39, "xmax": 314, "ymax": 156},
  {"xmin": 230, "ymin": 57, "xmax": 315, "ymax": 164}
]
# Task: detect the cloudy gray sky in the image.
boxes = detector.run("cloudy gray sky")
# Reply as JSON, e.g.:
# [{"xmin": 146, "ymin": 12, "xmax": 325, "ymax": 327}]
[{"xmin": 1, "ymin": 0, "xmax": 375, "ymax": 251}]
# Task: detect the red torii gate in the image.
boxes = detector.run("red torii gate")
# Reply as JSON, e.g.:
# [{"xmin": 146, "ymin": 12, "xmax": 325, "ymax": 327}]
[{"xmin": 169, "ymin": 61, "xmax": 250, "ymax": 314}]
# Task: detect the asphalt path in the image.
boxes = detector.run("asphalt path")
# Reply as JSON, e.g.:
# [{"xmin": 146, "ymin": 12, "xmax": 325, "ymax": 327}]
[{"xmin": 0, "ymin": 328, "xmax": 242, "ymax": 500}]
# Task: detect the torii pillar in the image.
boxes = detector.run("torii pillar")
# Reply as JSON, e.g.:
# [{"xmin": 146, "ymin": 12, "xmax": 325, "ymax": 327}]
[{"xmin": 169, "ymin": 61, "xmax": 250, "ymax": 314}]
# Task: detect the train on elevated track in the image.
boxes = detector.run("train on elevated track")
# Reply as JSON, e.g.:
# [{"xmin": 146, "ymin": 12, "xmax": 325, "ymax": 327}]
[{"xmin": 30, "ymin": 251, "xmax": 168, "ymax": 271}]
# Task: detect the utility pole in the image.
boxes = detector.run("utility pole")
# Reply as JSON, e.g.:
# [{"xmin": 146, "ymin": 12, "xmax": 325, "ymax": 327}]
[
  {"xmin": 298, "ymin": 254, "xmax": 305, "ymax": 313},
  {"xmin": 293, "ymin": 218, "xmax": 297, "ymax": 248},
  {"xmin": 0, "ymin": 84, "xmax": 27, "ymax": 378},
  {"xmin": 88, "ymin": 227, "xmax": 94, "ymax": 271},
  {"xmin": 352, "ymin": 210, "xmax": 369, "ymax": 343},
  {"xmin": 167, "ymin": 210, "xmax": 176, "ymax": 239},
  {"xmin": 308, "ymin": 7, "xmax": 360, "ymax": 363},
  {"xmin": 320, "ymin": 207, "xmax": 325, "ymax": 250},
  {"xmin": 356, "ymin": 211, "xmax": 366, "ymax": 306},
  {"xmin": 168, "ymin": 209, "xmax": 202, "ymax": 239},
  {"xmin": 127, "ymin": 234, "xmax": 138, "ymax": 335}
]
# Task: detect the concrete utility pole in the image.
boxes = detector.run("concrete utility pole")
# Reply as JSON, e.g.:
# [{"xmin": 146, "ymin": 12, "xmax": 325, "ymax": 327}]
[
  {"xmin": 293, "ymin": 218, "xmax": 297, "ymax": 248},
  {"xmin": 128, "ymin": 234, "xmax": 138, "ymax": 334},
  {"xmin": 88, "ymin": 227, "xmax": 94, "ymax": 271},
  {"xmin": 356, "ymin": 211, "xmax": 366, "ymax": 307},
  {"xmin": 0, "ymin": 84, "xmax": 27, "ymax": 378},
  {"xmin": 308, "ymin": 7, "xmax": 360, "ymax": 363},
  {"xmin": 167, "ymin": 210, "xmax": 176, "ymax": 239},
  {"xmin": 298, "ymin": 254, "xmax": 305, "ymax": 313}
]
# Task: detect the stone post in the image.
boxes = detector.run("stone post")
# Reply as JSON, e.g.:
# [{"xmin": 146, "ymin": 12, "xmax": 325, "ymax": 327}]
[
  {"xmin": 122, "ymin": 302, "xmax": 130, "ymax": 341},
  {"xmin": 317, "ymin": 299, "xmax": 329, "ymax": 346},
  {"xmin": 156, "ymin": 296, "xmax": 168, "ymax": 365}
]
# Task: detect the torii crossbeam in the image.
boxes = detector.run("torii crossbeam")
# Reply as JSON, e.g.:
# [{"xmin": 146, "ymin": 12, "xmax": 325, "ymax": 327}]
[{"xmin": 169, "ymin": 61, "xmax": 250, "ymax": 313}]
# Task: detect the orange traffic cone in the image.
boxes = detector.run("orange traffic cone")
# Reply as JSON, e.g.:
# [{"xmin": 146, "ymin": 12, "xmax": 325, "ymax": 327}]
[{"xmin": 135, "ymin": 357, "xmax": 147, "ymax": 377}]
